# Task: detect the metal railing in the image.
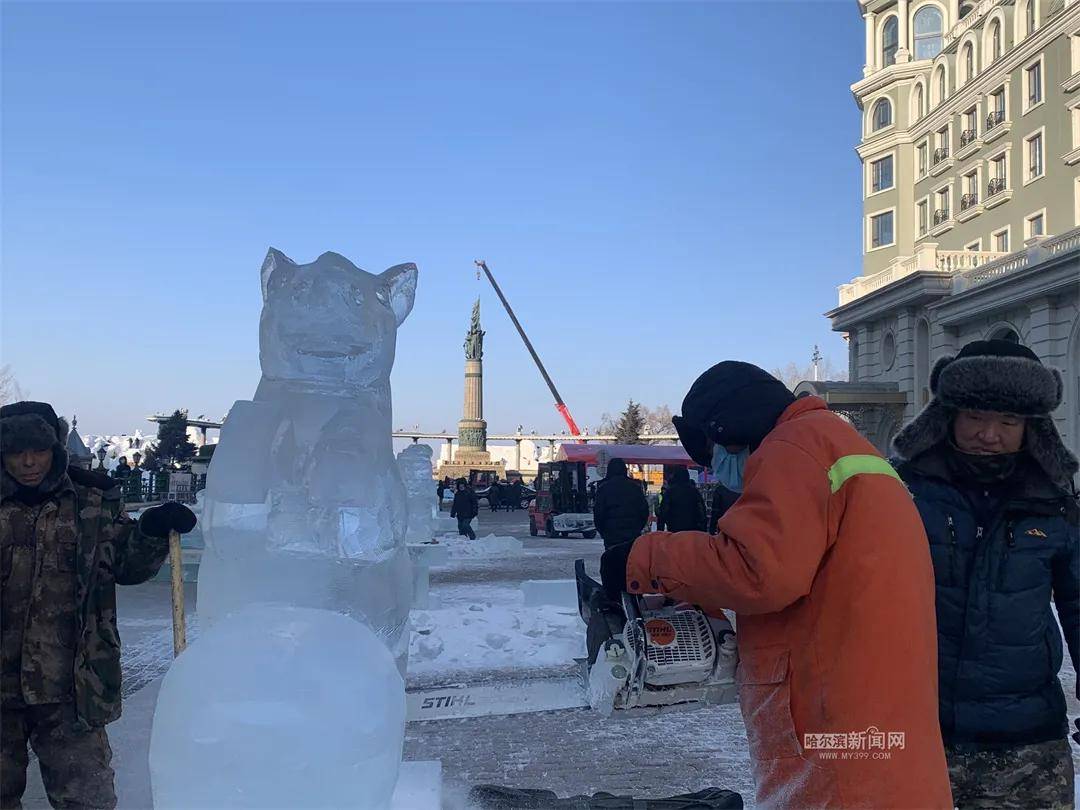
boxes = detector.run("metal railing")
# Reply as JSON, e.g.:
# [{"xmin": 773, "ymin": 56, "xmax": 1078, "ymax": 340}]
[
  {"xmin": 960, "ymin": 128, "xmax": 978, "ymax": 147},
  {"xmin": 987, "ymin": 177, "xmax": 1007, "ymax": 196},
  {"xmin": 960, "ymin": 192, "xmax": 979, "ymax": 210},
  {"xmin": 986, "ymin": 109, "xmax": 1005, "ymax": 130},
  {"xmin": 933, "ymin": 146, "xmax": 950, "ymax": 165},
  {"xmin": 933, "ymin": 208, "xmax": 951, "ymax": 226}
]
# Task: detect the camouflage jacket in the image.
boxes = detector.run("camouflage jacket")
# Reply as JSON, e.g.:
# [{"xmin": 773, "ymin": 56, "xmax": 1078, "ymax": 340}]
[{"xmin": 0, "ymin": 466, "xmax": 168, "ymax": 728}]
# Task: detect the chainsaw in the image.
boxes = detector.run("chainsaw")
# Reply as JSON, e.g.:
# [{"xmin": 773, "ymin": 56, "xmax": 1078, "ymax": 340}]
[{"xmin": 574, "ymin": 559, "xmax": 738, "ymax": 717}]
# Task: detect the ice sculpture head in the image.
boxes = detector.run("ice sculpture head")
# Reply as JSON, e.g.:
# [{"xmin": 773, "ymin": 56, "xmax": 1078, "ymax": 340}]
[
  {"xmin": 397, "ymin": 443, "xmax": 434, "ymax": 489},
  {"xmin": 259, "ymin": 249, "xmax": 418, "ymax": 387}
]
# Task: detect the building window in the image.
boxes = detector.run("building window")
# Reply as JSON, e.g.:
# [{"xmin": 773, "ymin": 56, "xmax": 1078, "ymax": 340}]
[
  {"xmin": 870, "ymin": 155, "xmax": 894, "ymax": 193},
  {"xmin": 935, "ymin": 188, "xmax": 951, "ymax": 223},
  {"xmin": 990, "ymin": 20, "xmax": 1002, "ymax": 62},
  {"xmin": 918, "ymin": 142, "xmax": 928, "ymax": 176},
  {"xmin": 1073, "ymin": 104, "xmax": 1080, "ymax": 149},
  {"xmin": 1027, "ymin": 131, "xmax": 1044, "ymax": 181},
  {"xmin": 882, "ymin": 16, "xmax": 899, "ymax": 67},
  {"xmin": 915, "ymin": 6, "xmax": 944, "ymax": 60},
  {"xmin": 965, "ymin": 239, "xmax": 983, "ymax": 251},
  {"xmin": 962, "ymin": 170, "xmax": 979, "ymax": 209},
  {"xmin": 1024, "ymin": 0, "xmax": 1036, "ymax": 36},
  {"xmin": 988, "ymin": 86, "xmax": 1006, "ymax": 128},
  {"xmin": 961, "ymin": 107, "xmax": 978, "ymax": 146},
  {"xmin": 989, "ymin": 152, "xmax": 1007, "ymax": 195},
  {"xmin": 934, "ymin": 126, "xmax": 950, "ymax": 164},
  {"xmin": 882, "ymin": 332, "xmax": 897, "ymax": 371},
  {"xmin": 963, "ymin": 43, "xmax": 975, "ymax": 83},
  {"xmin": 918, "ymin": 199, "xmax": 929, "ymax": 235},
  {"xmin": 914, "ymin": 84, "xmax": 925, "ymax": 119},
  {"xmin": 872, "ymin": 98, "xmax": 893, "ymax": 130},
  {"xmin": 936, "ymin": 66, "xmax": 947, "ymax": 105},
  {"xmin": 870, "ymin": 210, "xmax": 895, "ymax": 249},
  {"xmin": 1026, "ymin": 211, "xmax": 1045, "ymax": 238},
  {"xmin": 993, "ymin": 228, "xmax": 1010, "ymax": 252},
  {"xmin": 1025, "ymin": 61, "xmax": 1043, "ymax": 111}
]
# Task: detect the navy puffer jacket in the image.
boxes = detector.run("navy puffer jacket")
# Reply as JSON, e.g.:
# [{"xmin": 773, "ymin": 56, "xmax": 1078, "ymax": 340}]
[{"xmin": 897, "ymin": 448, "xmax": 1079, "ymax": 747}]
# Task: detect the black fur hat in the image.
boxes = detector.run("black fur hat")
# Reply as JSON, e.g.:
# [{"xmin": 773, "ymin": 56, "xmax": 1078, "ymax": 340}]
[
  {"xmin": 893, "ymin": 340, "xmax": 1077, "ymax": 488},
  {"xmin": 1, "ymin": 401, "xmax": 68, "ymax": 454}
]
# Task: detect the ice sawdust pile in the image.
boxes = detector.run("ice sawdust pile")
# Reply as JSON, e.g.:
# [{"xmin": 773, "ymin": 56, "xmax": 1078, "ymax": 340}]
[{"xmin": 409, "ymin": 584, "xmax": 584, "ymax": 676}]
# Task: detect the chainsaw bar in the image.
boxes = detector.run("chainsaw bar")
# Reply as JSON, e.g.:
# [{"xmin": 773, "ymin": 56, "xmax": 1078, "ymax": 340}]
[{"xmin": 406, "ymin": 676, "xmax": 587, "ymax": 722}]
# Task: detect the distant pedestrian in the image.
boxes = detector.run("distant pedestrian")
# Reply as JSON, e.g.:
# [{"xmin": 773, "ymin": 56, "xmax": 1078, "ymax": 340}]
[
  {"xmin": 436, "ymin": 478, "xmax": 446, "ymax": 506},
  {"xmin": 708, "ymin": 484, "xmax": 739, "ymax": 534},
  {"xmin": 656, "ymin": 467, "xmax": 706, "ymax": 533},
  {"xmin": 509, "ymin": 479, "xmax": 524, "ymax": 511},
  {"xmin": 450, "ymin": 480, "xmax": 478, "ymax": 541},
  {"xmin": 488, "ymin": 478, "xmax": 501, "ymax": 512},
  {"xmin": 592, "ymin": 458, "xmax": 649, "ymax": 550}
]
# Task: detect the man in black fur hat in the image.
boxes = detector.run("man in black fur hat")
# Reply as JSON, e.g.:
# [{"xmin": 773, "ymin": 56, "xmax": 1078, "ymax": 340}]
[
  {"xmin": 1, "ymin": 401, "xmax": 197, "ymax": 809},
  {"xmin": 893, "ymin": 340, "xmax": 1080, "ymax": 808}
]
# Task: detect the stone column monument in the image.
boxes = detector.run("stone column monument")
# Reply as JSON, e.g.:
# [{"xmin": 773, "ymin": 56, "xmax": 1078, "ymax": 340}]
[{"xmin": 437, "ymin": 299, "xmax": 505, "ymax": 481}]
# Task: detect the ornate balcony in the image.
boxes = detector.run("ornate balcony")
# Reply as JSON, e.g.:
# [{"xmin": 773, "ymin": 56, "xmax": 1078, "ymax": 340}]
[
  {"xmin": 987, "ymin": 177, "xmax": 1006, "ymax": 196},
  {"xmin": 986, "ymin": 110, "xmax": 1005, "ymax": 130},
  {"xmin": 933, "ymin": 208, "xmax": 951, "ymax": 226},
  {"xmin": 933, "ymin": 147, "xmax": 950, "ymax": 165},
  {"xmin": 960, "ymin": 129, "xmax": 978, "ymax": 148},
  {"xmin": 960, "ymin": 192, "xmax": 979, "ymax": 211}
]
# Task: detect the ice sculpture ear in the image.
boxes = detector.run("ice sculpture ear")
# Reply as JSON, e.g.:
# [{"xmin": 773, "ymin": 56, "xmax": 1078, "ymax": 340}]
[
  {"xmin": 379, "ymin": 263, "xmax": 418, "ymax": 325},
  {"xmin": 261, "ymin": 248, "xmax": 297, "ymax": 301}
]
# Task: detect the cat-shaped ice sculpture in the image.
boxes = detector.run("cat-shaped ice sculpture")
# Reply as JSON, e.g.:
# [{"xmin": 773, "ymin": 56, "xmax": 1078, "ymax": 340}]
[{"xmin": 197, "ymin": 249, "xmax": 418, "ymax": 663}]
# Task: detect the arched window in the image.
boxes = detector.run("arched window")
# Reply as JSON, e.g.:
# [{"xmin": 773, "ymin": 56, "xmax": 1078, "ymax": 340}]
[
  {"xmin": 991, "ymin": 327, "xmax": 1021, "ymax": 343},
  {"xmin": 882, "ymin": 16, "xmax": 899, "ymax": 66},
  {"xmin": 872, "ymin": 97, "xmax": 893, "ymax": 130},
  {"xmin": 1025, "ymin": 0, "xmax": 1036, "ymax": 36},
  {"xmin": 936, "ymin": 66, "xmax": 947, "ymax": 105},
  {"xmin": 989, "ymin": 20, "xmax": 1002, "ymax": 62},
  {"xmin": 914, "ymin": 83, "xmax": 925, "ymax": 119},
  {"xmin": 963, "ymin": 43, "xmax": 974, "ymax": 82},
  {"xmin": 914, "ymin": 6, "xmax": 944, "ymax": 60},
  {"xmin": 960, "ymin": 2, "xmax": 975, "ymax": 17}
]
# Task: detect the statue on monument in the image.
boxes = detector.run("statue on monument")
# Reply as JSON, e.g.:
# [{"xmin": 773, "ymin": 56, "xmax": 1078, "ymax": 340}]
[{"xmin": 464, "ymin": 298, "xmax": 484, "ymax": 360}]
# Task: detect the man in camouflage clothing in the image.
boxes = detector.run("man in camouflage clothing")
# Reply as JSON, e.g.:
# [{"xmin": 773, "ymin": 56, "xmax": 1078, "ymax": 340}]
[{"xmin": 1, "ymin": 402, "xmax": 196, "ymax": 809}]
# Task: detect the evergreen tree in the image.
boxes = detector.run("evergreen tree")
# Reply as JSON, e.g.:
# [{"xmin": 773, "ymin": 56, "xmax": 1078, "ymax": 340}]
[
  {"xmin": 154, "ymin": 409, "xmax": 196, "ymax": 468},
  {"xmin": 613, "ymin": 400, "xmax": 646, "ymax": 444}
]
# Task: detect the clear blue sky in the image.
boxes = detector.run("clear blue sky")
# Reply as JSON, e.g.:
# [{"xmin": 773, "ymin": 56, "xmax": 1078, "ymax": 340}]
[{"xmin": 2, "ymin": 1, "xmax": 863, "ymax": 436}]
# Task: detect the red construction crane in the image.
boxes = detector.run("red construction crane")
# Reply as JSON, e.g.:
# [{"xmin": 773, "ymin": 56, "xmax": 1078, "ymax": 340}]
[{"xmin": 474, "ymin": 259, "xmax": 582, "ymax": 438}]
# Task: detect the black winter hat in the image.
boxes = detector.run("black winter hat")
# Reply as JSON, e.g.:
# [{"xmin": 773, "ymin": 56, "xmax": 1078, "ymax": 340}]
[
  {"xmin": 930, "ymin": 339, "xmax": 1062, "ymax": 416},
  {"xmin": 607, "ymin": 458, "xmax": 628, "ymax": 477},
  {"xmin": 1, "ymin": 401, "xmax": 66, "ymax": 454},
  {"xmin": 674, "ymin": 362, "xmax": 796, "ymax": 466},
  {"xmin": 894, "ymin": 340, "xmax": 1077, "ymax": 489}
]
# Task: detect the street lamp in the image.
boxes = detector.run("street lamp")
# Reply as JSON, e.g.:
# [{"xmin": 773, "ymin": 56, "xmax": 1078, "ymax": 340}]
[
  {"xmin": 132, "ymin": 451, "xmax": 142, "ymax": 469},
  {"xmin": 96, "ymin": 447, "xmax": 108, "ymax": 471}
]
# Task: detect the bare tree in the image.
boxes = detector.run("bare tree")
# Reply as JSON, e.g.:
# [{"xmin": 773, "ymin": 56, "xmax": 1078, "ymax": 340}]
[
  {"xmin": 770, "ymin": 357, "xmax": 848, "ymax": 392},
  {"xmin": 0, "ymin": 365, "xmax": 25, "ymax": 405}
]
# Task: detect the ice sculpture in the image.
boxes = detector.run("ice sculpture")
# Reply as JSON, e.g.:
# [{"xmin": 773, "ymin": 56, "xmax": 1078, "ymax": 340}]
[
  {"xmin": 397, "ymin": 443, "xmax": 435, "ymax": 543},
  {"xmin": 150, "ymin": 250, "xmax": 418, "ymax": 809},
  {"xmin": 196, "ymin": 249, "xmax": 417, "ymax": 660},
  {"xmin": 150, "ymin": 605, "xmax": 405, "ymax": 809}
]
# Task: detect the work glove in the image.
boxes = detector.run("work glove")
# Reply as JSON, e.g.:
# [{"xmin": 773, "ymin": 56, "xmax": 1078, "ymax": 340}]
[
  {"xmin": 600, "ymin": 540, "xmax": 637, "ymax": 603},
  {"xmin": 140, "ymin": 502, "xmax": 197, "ymax": 538}
]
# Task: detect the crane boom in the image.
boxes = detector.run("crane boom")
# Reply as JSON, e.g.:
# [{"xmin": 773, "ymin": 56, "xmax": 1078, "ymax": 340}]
[{"xmin": 474, "ymin": 260, "xmax": 582, "ymax": 437}]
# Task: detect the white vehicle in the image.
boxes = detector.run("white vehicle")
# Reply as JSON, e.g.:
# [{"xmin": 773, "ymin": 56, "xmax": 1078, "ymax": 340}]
[{"xmin": 575, "ymin": 560, "xmax": 738, "ymax": 716}]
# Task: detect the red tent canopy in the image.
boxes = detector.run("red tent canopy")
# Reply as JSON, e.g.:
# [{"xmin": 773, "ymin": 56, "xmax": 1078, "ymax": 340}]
[{"xmin": 556, "ymin": 443, "xmax": 700, "ymax": 467}]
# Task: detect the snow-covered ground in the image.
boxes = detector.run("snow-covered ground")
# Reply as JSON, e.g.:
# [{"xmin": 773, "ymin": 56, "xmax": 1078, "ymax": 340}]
[{"xmin": 409, "ymin": 583, "xmax": 584, "ymax": 678}]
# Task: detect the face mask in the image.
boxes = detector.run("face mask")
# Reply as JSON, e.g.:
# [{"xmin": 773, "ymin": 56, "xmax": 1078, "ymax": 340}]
[{"xmin": 711, "ymin": 445, "xmax": 749, "ymax": 493}]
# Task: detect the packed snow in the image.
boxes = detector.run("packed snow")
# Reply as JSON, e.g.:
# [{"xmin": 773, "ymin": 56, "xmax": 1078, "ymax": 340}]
[
  {"xmin": 431, "ymin": 533, "xmax": 523, "ymax": 559},
  {"xmin": 409, "ymin": 585, "xmax": 584, "ymax": 677}
]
